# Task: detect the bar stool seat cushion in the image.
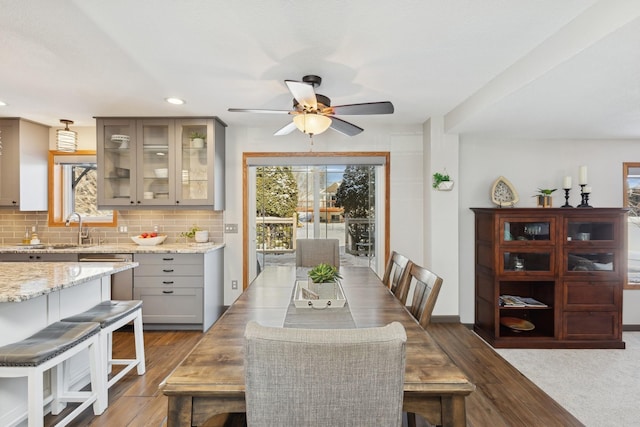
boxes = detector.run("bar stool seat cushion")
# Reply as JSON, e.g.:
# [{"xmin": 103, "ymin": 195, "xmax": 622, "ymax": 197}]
[
  {"xmin": 0, "ymin": 321, "xmax": 100, "ymax": 367},
  {"xmin": 62, "ymin": 300, "xmax": 142, "ymax": 328}
]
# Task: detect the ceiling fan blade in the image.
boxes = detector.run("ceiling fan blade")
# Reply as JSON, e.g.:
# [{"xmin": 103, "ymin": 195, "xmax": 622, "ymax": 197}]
[
  {"xmin": 285, "ymin": 80, "xmax": 317, "ymax": 111},
  {"xmin": 328, "ymin": 101, "xmax": 394, "ymax": 115},
  {"xmin": 329, "ymin": 117, "xmax": 364, "ymax": 136},
  {"xmin": 228, "ymin": 108, "xmax": 292, "ymax": 114},
  {"xmin": 274, "ymin": 121, "xmax": 298, "ymax": 136}
]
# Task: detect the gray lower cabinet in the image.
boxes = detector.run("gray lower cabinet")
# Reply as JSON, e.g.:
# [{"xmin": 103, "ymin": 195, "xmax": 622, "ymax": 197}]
[
  {"xmin": 0, "ymin": 253, "xmax": 78, "ymax": 262},
  {"xmin": 133, "ymin": 250, "xmax": 223, "ymax": 331}
]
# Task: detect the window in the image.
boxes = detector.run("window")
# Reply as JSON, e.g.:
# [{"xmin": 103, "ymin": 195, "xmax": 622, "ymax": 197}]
[
  {"xmin": 48, "ymin": 151, "xmax": 117, "ymax": 227},
  {"xmin": 623, "ymin": 162, "xmax": 640, "ymax": 287}
]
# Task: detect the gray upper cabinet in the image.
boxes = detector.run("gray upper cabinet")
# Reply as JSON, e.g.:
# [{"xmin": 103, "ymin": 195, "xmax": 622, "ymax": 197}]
[
  {"xmin": 96, "ymin": 116, "xmax": 226, "ymax": 209},
  {"xmin": 0, "ymin": 118, "xmax": 49, "ymax": 210}
]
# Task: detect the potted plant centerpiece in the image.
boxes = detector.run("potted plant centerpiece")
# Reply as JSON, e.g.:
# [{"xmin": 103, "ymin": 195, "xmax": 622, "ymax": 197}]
[
  {"xmin": 189, "ymin": 131, "xmax": 206, "ymax": 148},
  {"xmin": 433, "ymin": 171, "xmax": 454, "ymax": 191},
  {"xmin": 534, "ymin": 188, "xmax": 557, "ymax": 208},
  {"xmin": 308, "ymin": 263, "xmax": 342, "ymax": 299}
]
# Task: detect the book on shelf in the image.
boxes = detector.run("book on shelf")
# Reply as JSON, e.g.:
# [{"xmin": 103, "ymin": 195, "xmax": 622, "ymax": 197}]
[{"xmin": 499, "ymin": 295, "xmax": 548, "ymax": 308}]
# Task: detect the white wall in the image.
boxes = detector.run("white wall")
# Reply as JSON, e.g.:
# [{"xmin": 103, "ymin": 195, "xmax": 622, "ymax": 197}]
[
  {"xmin": 223, "ymin": 123, "xmax": 425, "ymax": 305},
  {"xmin": 458, "ymin": 136, "xmax": 640, "ymax": 325}
]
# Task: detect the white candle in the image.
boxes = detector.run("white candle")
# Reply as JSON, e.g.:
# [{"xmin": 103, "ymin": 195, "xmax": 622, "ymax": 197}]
[
  {"xmin": 583, "ymin": 186, "xmax": 592, "ymax": 194},
  {"xmin": 563, "ymin": 176, "xmax": 572, "ymax": 189},
  {"xmin": 579, "ymin": 166, "xmax": 588, "ymax": 185}
]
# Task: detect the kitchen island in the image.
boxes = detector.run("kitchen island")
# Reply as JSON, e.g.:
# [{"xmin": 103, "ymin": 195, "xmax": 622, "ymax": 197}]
[
  {"xmin": 0, "ymin": 261, "xmax": 138, "ymax": 426},
  {"xmin": 0, "ymin": 242, "xmax": 226, "ymax": 332}
]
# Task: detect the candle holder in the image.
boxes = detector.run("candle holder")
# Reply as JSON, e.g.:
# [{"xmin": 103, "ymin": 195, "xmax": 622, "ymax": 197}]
[
  {"xmin": 577, "ymin": 184, "xmax": 592, "ymax": 208},
  {"xmin": 561, "ymin": 188, "xmax": 572, "ymax": 208}
]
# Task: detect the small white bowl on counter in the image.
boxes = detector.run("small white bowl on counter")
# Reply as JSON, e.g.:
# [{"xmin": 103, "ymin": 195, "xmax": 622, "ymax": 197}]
[{"xmin": 131, "ymin": 235, "xmax": 167, "ymax": 246}]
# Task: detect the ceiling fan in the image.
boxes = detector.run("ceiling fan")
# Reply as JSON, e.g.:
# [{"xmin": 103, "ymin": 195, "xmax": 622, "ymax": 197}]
[{"xmin": 228, "ymin": 75, "xmax": 394, "ymax": 137}]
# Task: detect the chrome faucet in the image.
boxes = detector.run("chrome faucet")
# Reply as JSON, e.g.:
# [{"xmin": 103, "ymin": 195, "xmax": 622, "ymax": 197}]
[{"xmin": 65, "ymin": 212, "xmax": 87, "ymax": 245}]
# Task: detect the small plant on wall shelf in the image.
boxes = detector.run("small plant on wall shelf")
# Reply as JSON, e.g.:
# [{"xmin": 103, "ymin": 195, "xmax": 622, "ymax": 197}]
[{"xmin": 433, "ymin": 171, "xmax": 454, "ymax": 191}]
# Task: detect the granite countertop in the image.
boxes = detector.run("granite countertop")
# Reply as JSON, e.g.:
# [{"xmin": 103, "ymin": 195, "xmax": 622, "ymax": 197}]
[
  {"xmin": 0, "ymin": 261, "xmax": 138, "ymax": 303},
  {"xmin": 0, "ymin": 242, "xmax": 225, "ymax": 254}
]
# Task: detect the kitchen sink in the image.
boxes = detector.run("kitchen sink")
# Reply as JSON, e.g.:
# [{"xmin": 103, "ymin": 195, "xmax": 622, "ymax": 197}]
[{"xmin": 45, "ymin": 243, "xmax": 81, "ymax": 249}]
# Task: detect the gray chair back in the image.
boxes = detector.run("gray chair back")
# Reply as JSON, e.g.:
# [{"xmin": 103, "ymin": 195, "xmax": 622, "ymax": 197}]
[
  {"xmin": 296, "ymin": 238, "xmax": 340, "ymax": 268},
  {"xmin": 244, "ymin": 321, "xmax": 407, "ymax": 427}
]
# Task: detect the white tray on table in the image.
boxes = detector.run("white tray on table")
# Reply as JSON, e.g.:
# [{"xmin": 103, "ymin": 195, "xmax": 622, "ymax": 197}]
[{"xmin": 293, "ymin": 280, "xmax": 347, "ymax": 309}]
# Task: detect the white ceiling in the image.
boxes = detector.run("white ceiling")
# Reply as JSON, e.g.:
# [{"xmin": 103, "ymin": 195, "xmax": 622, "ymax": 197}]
[{"xmin": 2, "ymin": 0, "xmax": 640, "ymax": 139}]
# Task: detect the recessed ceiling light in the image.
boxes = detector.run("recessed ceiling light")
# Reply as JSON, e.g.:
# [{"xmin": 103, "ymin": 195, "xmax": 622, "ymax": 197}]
[
  {"xmin": 0, "ymin": 100, "xmax": 7, "ymax": 106},
  {"xmin": 165, "ymin": 97, "xmax": 185, "ymax": 105}
]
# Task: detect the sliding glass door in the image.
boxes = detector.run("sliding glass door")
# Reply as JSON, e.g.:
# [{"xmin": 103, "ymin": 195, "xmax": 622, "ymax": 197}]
[{"xmin": 252, "ymin": 163, "xmax": 379, "ymax": 272}]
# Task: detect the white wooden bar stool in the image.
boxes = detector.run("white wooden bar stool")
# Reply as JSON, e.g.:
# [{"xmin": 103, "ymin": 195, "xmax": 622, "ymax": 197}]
[
  {"xmin": 0, "ymin": 321, "xmax": 104, "ymax": 427},
  {"xmin": 62, "ymin": 300, "xmax": 145, "ymax": 407}
]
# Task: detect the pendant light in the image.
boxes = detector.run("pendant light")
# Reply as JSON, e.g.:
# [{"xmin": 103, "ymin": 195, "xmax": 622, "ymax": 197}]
[{"xmin": 56, "ymin": 119, "xmax": 77, "ymax": 152}]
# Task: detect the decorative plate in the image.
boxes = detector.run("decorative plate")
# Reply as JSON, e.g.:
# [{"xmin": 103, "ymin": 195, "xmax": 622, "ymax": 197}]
[
  {"xmin": 491, "ymin": 176, "xmax": 519, "ymax": 207},
  {"xmin": 500, "ymin": 316, "xmax": 535, "ymax": 332}
]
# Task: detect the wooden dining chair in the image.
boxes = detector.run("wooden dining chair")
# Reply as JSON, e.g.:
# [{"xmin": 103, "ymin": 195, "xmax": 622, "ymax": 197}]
[
  {"xmin": 244, "ymin": 321, "xmax": 407, "ymax": 427},
  {"xmin": 381, "ymin": 251, "xmax": 413, "ymax": 303},
  {"xmin": 295, "ymin": 238, "xmax": 340, "ymax": 268},
  {"xmin": 399, "ymin": 262, "xmax": 444, "ymax": 427},
  {"xmin": 400, "ymin": 262, "xmax": 444, "ymax": 329}
]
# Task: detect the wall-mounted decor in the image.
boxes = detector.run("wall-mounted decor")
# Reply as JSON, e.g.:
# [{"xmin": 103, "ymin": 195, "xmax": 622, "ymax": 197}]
[
  {"xmin": 433, "ymin": 171, "xmax": 454, "ymax": 191},
  {"xmin": 491, "ymin": 176, "xmax": 519, "ymax": 207}
]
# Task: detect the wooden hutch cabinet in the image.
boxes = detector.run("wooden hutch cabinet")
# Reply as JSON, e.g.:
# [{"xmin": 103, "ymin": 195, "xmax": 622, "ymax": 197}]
[{"xmin": 472, "ymin": 207, "xmax": 627, "ymax": 349}]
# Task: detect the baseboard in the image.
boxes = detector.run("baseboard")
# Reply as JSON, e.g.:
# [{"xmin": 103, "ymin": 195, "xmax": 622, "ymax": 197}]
[
  {"xmin": 623, "ymin": 324, "xmax": 640, "ymax": 331},
  {"xmin": 430, "ymin": 315, "xmax": 461, "ymax": 323}
]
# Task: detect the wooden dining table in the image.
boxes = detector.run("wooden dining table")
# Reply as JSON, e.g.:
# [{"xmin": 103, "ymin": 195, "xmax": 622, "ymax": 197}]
[{"xmin": 160, "ymin": 266, "xmax": 475, "ymax": 426}]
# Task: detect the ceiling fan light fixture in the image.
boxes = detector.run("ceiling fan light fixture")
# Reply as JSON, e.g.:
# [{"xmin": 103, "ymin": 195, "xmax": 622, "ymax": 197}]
[{"xmin": 293, "ymin": 113, "xmax": 331, "ymax": 135}]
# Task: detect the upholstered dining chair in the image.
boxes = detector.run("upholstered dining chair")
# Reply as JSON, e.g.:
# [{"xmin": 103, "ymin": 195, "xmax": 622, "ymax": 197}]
[
  {"xmin": 295, "ymin": 238, "xmax": 340, "ymax": 268},
  {"xmin": 400, "ymin": 262, "xmax": 444, "ymax": 329},
  {"xmin": 382, "ymin": 251, "xmax": 413, "ymax": 303},
  {"xmin": 243, "ymin": 321, "xmax": 407, "ymax": 427}
]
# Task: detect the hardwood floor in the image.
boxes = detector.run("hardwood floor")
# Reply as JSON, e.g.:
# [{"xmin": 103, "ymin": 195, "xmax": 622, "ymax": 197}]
[{"xmin": 45, "ymin": 323, "xmax": 583, "ymax": 427}]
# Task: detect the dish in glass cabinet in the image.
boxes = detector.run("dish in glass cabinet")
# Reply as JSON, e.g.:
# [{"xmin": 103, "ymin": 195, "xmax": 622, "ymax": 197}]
[
  {"xmin": 491, "ymin": 176, "xmax": 519, "ymax": 207},
  {"xmin": 500, "ymin": 317, "xmax": 535, "ymax": 332}
]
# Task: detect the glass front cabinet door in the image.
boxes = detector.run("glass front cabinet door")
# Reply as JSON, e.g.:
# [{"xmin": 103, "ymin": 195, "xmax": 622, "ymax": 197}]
[
  {"xmin": 97, "ymin": 118, "xmax": 137, "ymax": 207},
  {"xmin": 136, "ymin": 119, "xmax": 174, "ymax": 206},
  {"xmin": 175, "ymin": 119, "xmax": 214, "ymax": 206}
]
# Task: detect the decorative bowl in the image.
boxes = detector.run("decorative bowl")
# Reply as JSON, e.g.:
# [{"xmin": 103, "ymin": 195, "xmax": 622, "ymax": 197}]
[
  {"xmin": 115, "ymin": 167, "xmax": 130, "ymax": 178},
  {"xmin": 154, "ymin": 168, "xmax": 169, "ymax": 178},
  {"xmin": 131, "ymin": 235, "xmax": 167, "ymax": 246}
]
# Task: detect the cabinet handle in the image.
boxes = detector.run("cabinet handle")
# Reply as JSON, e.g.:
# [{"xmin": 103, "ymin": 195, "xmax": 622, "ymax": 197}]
[
  {"xmin": 162, "ymin": 281, "xmax": 174, "ymax": 284},
  {"xmin": 162, "ymin": 257, "xmax": 174, "ymax": 261},
  {"xmin": 162, "ymin": 290, "xmax": 174, "ymax": 294},
  {"xmin": 163, "ymin": 269, "xmax": 174, "ymax": 273}
]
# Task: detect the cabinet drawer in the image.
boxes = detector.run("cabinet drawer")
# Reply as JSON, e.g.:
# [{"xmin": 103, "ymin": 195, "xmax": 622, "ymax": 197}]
[
  {"xmin": 134, "ymin": 253, "xmax": 202, "ymax": 265},
  {"xmin": 563, "ymin": 311, "xmax": 619, "ymax": 340},
  {"xmin": 0, "ymin": 253, "xmax": 78, "ymax": 262},
  {"xmin": 564, "ymin": 281, "xmax": 620, "ymax": 310},
  {"xmin": 134, "ymin": 275, "xmax": 203, "ymax": 288},
  {"xmin": 134, "ymin": 263, "xmax": 203, "ymax": 277},
  {"xmin": 133, "ymin": 287, "xmax": 203, "ymax": 324}
]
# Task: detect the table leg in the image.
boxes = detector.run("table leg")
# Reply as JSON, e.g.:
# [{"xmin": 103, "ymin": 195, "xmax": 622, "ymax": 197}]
[
  {"xmin": 167, "ymin": 396, "xmax": 193, "ymax": 427},
  {"xmin": 441, "ymin": 395, "xmax": 467, "ymax": 427}
]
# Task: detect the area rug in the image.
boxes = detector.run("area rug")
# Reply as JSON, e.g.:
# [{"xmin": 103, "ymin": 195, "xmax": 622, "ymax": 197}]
[{"xmin": 496, "ymin": 332, "xmax": 640, "ymax": 426}]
